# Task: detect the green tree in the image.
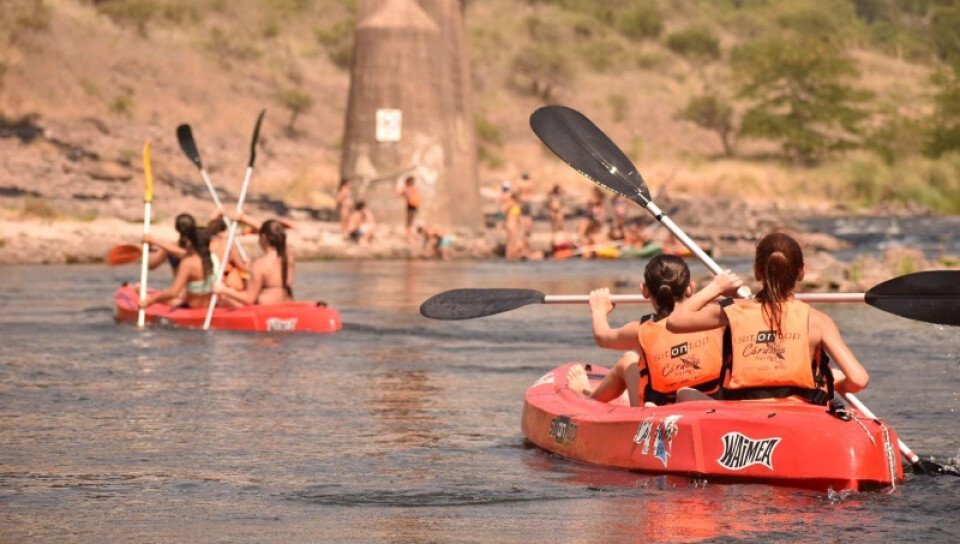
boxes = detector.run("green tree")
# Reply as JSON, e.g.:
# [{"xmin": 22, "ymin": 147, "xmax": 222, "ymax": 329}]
[
  {"xmin": 676, "ymin": 94, "xmax": 736, "ymax": 156},
  {"xmin": 931, "ymin": 6, "xmax": 960, "ymax": 69},
  {"xmin": 275, "ymin": 87, "xmax": 314, "ymax": 136},
  {"xmin": 928, "ymin": 70, "xmax": 960, "ymax": 156},
  {"xmin": 731, "ymin": 36, "xmax": 871, "ymax": 162},
  {"xmin": 510, "ymin": 44, "xmax": 575, "ymax": 101}
]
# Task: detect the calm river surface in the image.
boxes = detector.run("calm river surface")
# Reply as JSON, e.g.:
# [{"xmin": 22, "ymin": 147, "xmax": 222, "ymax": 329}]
[{"xmin": 1, "ymin": 257, "xmax": 958, "ymax": 543}]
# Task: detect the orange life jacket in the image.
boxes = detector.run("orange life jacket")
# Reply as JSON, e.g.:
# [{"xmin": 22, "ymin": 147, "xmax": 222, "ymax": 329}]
[
  {"xmin": 637, "ymin": 318, "xmax": 724, "ymax": 405},
  {"xmin": 406, "ymin": 187, "xmax": 421, "ymax": 208},
  {"xmin": 720, "ymin": 299, "xmax": 833, "ymax": 405}
]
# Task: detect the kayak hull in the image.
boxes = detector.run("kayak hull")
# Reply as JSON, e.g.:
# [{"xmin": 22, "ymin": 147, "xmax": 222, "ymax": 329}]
[
  {"xmin": 522, "ymin": 363, "xmax": 903, "ymax": 491},
  {"xmin": 114, "ymin": 285, "xmax": 342, "ymax": 333}
]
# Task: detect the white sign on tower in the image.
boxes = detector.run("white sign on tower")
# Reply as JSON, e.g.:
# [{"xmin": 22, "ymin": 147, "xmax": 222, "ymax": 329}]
[{"xmin": 375, "ymin": 108, "xmax": 403, "ymax": 142}]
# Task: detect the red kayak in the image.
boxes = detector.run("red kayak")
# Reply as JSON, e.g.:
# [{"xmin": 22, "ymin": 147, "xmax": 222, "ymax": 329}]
[
  {"xmin": 114, "ymin": 285, "xmax": 342, "ymax": 333},
  {"xmin": 522, "ymin": 363, "xmax": 903, "ymax": 491}
]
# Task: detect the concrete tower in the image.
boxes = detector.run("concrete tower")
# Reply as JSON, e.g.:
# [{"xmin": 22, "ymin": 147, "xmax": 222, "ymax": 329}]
[{"xmin": 341, "ymin": 0, "xmax": 481, "ymax": 230}]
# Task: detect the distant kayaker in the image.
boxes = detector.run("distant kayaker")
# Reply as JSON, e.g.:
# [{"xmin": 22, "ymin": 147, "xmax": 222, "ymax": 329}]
[
  {"xmin": 666, "ymin": 231, "xmax": 870, "ymax": 403},
  {"xmin": 214, "ymin": 217, "xmax": 294, "ymax": 306},
  {"xmin": 139, "ymin": 224, "xmax": 216, "ymax": 309},
  {"xmin": 205, "ymin": 218, "xmax": 249, "ymax": 291},
  {"xmin": 567, "ymin": 254, "xmax": 725, "ymax": 407},
  {"xmin": 142, "ymin": 213, "xmax": 196, "ymax": 273}
]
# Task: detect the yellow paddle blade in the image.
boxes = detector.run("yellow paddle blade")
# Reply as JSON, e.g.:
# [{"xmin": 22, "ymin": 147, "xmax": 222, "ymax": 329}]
[{"xmin": 143, "ymin": 141, "xmax": 153, "ymax": 203}]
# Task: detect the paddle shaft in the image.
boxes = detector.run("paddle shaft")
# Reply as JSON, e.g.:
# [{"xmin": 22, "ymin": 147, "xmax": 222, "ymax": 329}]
[
  {"xmin": 138, "ymin": 142, "xmax": 153, "ymax": 329},
  {"xmin": 543, "ymin": 293, "xmax": 866, "ymax": 304},
  {"xmin": 138, "ymin": 201, "xmax": 151, "ymax": 328},
  {"xmin": 643, "ymin": 200, "xmax": 752, "ymax": 299},
  {"xmin": 203, "ymin": 165, "xmax": 254, "ymax": 330},
  {"xmin": 198, "ymin": 166, "xmax": 250, "ymax": 262}
]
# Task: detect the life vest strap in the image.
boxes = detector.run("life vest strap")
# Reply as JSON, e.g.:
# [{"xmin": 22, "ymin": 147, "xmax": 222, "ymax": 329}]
[{"xmin": 719, "ymin": 386, "xmax": 831, "ymax": 405}]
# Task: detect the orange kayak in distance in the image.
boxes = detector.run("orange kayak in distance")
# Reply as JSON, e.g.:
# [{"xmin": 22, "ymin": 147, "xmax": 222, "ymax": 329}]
[
  {"xmin": 522, "ymin": 363, "xmax": 903, "ymax": 491},
  {"xmin": 113, "ymin": 285, "xmax": 342, "ymax": 333}
]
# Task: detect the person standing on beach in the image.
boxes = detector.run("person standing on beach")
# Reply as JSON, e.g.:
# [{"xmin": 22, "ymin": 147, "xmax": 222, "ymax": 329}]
[
  {"xmin": 398, "ymin": 175, "xmax": 420, "ymax": 243},
  {"xmin": 546, "ymin": 184, "xmax": 566, "ymax": 233}
]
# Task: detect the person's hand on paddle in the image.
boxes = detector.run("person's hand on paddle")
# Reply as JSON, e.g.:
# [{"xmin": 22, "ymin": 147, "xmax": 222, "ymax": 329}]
[
  {"xmin": 142, "ymin": 234, "xmax": 158, "ymax": 247},
  {"xmin": 708, "ymin": 269, "xmax": 744, "ymax": 298},
  {"xmin": 589, "ymin": 288, "xmax": 615, "ymax": 316}
]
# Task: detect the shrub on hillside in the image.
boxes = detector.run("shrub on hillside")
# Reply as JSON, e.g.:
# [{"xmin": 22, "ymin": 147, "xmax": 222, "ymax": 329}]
[
  {"xmin": 931, "ymin": 6, "xmax": 960, "ymax": 69},
  {"xmin": 845, "ymin": 152, "xmax": 960, "ymax": 214},
  {"xmin": 607, "ymin": 93, "xmax": 628, "ymax": 123},
  {"xmin": 618, "ymin": 1, "xmax": 663, "ymax": 42},
  {"xmin": 275, "ymin": 87, "xmax": 313, "ymax": 136},
  {"xmin": 510, "ymin": 44, "xmax": 575, "ymax": 101},
  {"xmin": 676, "ymin": 93, "xmax": 735, "ymax": 156},
  {"xmin": 579, "ymin": 38, "xmax": 625, "ymax": 72},
  {"xmin": 316, "ymin": 19, "xmax": 354, "ymax": 70},
  {"xmin": 928, "ymin": 69, "xmax": 960, "ymax": 157},
  {"xmin": 476, "ymin": 114, "xmax": 505, "ymax": 168},
  {"xmin": 666, "ymin": 27, "xmax": 720, "ymax": 61},
  {"xmin": 93, "ymin": 0, "xmax": 201, "ymax": 36}
]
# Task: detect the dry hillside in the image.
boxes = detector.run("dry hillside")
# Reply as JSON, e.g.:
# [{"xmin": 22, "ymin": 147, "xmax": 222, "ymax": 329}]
[{"xmin": 0, "ymin": 0, "xmax": 955, "ymax": 231}]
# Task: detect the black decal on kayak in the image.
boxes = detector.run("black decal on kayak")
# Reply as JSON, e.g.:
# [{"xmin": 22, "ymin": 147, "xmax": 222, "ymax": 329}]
[
  {"xmin": 549, "ymin": 416, "xmax": 578, "ymax": 446},
  {"xmin": 717, "ymin": 432, "xmax": 781, "ymax": 471}
]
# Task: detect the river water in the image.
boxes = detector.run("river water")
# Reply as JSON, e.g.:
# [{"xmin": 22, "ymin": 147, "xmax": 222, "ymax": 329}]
[{"xmin": 1, "ymin": 255, "xmax": 958, "ymax": 543}]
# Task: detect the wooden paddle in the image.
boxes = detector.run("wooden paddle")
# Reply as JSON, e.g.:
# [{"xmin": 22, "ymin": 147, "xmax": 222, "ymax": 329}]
[
  {"xmin": 527, "ymin": 104, "xmax": 959, "ymax": 476},
  {"xmin": 107, "ymin": 244, "xmax": 142, "ymax": 266},
  {"xmin": 138, "ymin": 142, "xmax": 154, "ymax": 328},
  {"xmin": 419, "ymin": 275, "xmax": 958, "ymax": 321},
  {"xmin": 203, "ymin": 109, "xmax": 266, "ymax": 330}
]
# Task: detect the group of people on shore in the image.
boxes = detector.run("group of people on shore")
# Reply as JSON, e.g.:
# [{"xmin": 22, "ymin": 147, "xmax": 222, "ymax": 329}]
[
  {"xmin": 498, "ymin": 179, "xmax": 687, "ymax": 261},
  {"xmin": 138, "ymin": 210, "xmax": 294, "ymax": 310},
  {"xmin": 335, "ymin": 175, "xmax": 452, "ymax": 259},
  {"xmin": 568, "ymin": 231, "xmax": 869, "ymax": 408}
]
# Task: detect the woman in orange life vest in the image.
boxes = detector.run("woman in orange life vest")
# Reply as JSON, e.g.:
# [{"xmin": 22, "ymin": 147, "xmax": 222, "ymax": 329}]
[
  {"xmin": 214, "ymin": 217, "xmax": 294, "ymax": 306},
  {"xmin": 666, "ymin": 232, "xmax": 869, "ymax": 403},
  {"xmin": 567, "ymin": 255, "xmax": 725, "ymax": 407}
]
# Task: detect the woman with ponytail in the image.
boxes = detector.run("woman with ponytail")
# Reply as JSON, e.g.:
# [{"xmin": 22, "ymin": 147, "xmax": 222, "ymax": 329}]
[
  {"xmin": 567, "ymin": 255, "xmax": 725, "ymax": 407},
  {"xmin": 214, "ymin": 216, "xmax": 295, "ymax": 306},
  {"xmin": 139, "ymin": 225, "xmax": 217, "ymax": 309},
  {"xmin": 667, "ymin": 231, "xmax": 869, "ymax": 404}
]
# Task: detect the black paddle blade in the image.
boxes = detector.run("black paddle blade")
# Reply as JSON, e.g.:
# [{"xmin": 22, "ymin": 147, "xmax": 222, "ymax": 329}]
[
  {"xmin": 910, "ymin": 457, "xmax": 960, "ymax": 476},
  {"xmin": 176, "ymin": 124, "xmax": 203, "ymax": 169},
  {"xmin": 420, "ymin": 288, "xmax": 546, "ymax": 320},
  {"xmin": 865, "ymin": 271, "xmax": 960, "ymax": 327},
  {"xmin": 248, "ymin": 109, "xmax": 266, "ymax": 168},
  {"xmin": 530, "ymin": 105, "xmax": 651, "ymax": 204}
]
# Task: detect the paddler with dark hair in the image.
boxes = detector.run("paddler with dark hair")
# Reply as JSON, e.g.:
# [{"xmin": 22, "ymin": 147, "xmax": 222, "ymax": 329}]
[
  {"xmin": 666, "ymin": 231, "xmax": 869, "ymax": 403},
  {"xmin": 142, "ymin": 213, "xmax": 196, "ymax": 272},
  {"xmin": 567, "ymin": 254, "xmax": 725, "ymax": 407},
  {"xmin": 214, "ymin": 211, "xmax": 295, "ymax": 306},
  {"xmin": 139, "ymin": 224, "xmax": 217, "ymax": 309}
]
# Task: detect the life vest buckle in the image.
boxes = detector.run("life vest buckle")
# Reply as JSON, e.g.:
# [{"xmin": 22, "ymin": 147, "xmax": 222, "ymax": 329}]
[{"xmin": 828, "ymin": 399, "xmax": 852, "ymax": 421}]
